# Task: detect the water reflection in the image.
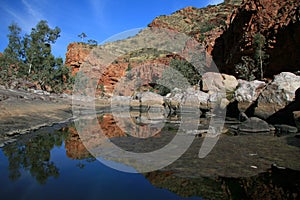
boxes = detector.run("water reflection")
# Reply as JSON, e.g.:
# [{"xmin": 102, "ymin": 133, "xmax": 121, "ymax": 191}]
[
  {"xmin": 145, "ymin": 166, "xmax": 300, "ymax": 199},
  {"xmin": 2, "ymin": 130, "xmax": 68, "ymax": 184},
  {"xmin": 2, "ymin": 126, "xmax": 96, "ymax": 184},
  {"xmin": 0, "ymin": 112, "xmax": 300, "ymax": 199}
]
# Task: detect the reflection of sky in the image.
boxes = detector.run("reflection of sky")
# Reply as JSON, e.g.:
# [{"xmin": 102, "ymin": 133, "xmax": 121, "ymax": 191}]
[{"xmin": 0, "ymin": 141, "xmax": 202, "ymax": 200}]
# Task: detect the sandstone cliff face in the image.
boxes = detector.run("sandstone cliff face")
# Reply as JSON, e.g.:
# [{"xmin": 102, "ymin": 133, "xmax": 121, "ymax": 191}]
[
  {"xmin": 213, "ymin": 0, "xmax": 300, "ymax": 76},
  {"xmin": 65, "ymin": 0, "xmax": 299, "ymax": 93},
  {"xmin": 65, "ymin": 43, "xmax": 92, "ymax": 76},
  {"xmin": 148, "ymin": 3, "xmax": 240, "ymax": 55}
]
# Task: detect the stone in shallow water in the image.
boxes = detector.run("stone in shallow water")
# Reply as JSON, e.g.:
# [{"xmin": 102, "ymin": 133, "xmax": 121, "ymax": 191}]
[
  {"xmin": 238, "ymin": 117, "xmax": 270, "ymax": 133},
  {"xmin": 274, "ymin": 124, "xmax": 298, "ymax": 135}
]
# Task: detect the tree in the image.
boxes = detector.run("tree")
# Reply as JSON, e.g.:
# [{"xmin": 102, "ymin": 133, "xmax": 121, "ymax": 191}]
[
  {"xmin": 234, "ymin": 56, "xmax": 257, "ymax": 81},
  {"xmin": 155, "ymin": 59, "xmax": 202, "ymax": 95},
  {"xmin": 23, "ymin": 20, "xmax": 62, "ymax": 90},
  {"xmin": 253, "ymin": 33, "xmax": 268, "ymax": 80},
  {"xmin": 3, "ymin": 23, "xmax": 23, "ymax": 62},
  {"xmin": 87, "ymin": 39, "xmax": 98, "ymax": 46},
  {"xmin": 1, "ymin": 21, "xmax": 71, "ymax": 93},
  {"xmin": 78, "ymin": 32, "xmax": 87, "ymax": 42},
  {"xmin": 0, "ymin": 23, "xmax": 26, "ymax": 80}
]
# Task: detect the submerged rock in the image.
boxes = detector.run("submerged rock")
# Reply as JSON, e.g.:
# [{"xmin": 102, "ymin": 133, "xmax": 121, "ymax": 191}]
[
  {"xmin": 238, "ymin": 117, "xmax": 270, "ymax": 133},
  {"xmin": 274, "ymin": 124, "xmax": 298, "ymax": 136}
]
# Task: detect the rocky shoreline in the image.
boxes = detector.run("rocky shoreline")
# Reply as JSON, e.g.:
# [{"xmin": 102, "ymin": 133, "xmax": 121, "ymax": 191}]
[
  {"xmin": 0, "ymin": 87, "xmax": 74, "ymax": 147},
  {"xmin": 1, "ymin": 72, "xmax": 299, "ymax": 153},
  {"xmin": 110, "ymin": 72, "xmax": 300, "ymax": 135}
]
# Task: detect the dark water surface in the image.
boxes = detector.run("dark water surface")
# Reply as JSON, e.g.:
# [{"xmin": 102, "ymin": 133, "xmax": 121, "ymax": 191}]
[
  {"xmin": 1, "ymin": 112, "xmax": 300, "ymax": 200},
  {"xmin": 0, "ymin": 127, "xmax": 202, "ymax": 200}
]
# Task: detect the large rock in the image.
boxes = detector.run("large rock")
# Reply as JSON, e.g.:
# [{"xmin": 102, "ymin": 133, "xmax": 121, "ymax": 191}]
[
  {"xmin": 235, "ymin": 80, "xmax": 266, "ymax": 112},
  {"xmin": 255, "ymin": 72, "xmax": 300, "ymax": 119},
  {"xmin": 139, "ymin": 92, "xmax": 164, "ymax": 107},
  {"xmin": 208, "ymin": 91, "xmax": 229, "ymax": 110},
  {"xmin": 165, "ymin": 88, "xmax": 210, "ymax": 111},
  {"xmin": 222, "ymin": 74, "xmax": 239, "ymax": 92},
  {"xmin": 238, "ymin": 117, "xmax": 270, "ymax": 133},
  {"xmin": 201, "ymin": 72, "xmax": 238, "ymax": 93}
]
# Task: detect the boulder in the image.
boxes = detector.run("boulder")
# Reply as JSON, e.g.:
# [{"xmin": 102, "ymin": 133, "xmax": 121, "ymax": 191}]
[
  {"xmin": 140, "ymin": 92, "xmax": 164, "ymax": 107},
  {"xmin": 201, "ymin": 72, "xmax": 238, "ymax": 93},
  {"xmin": 201, "ymin": 72, "xmax": 223, "ymax": 92},
  {"xmin": 255, "ymin": 72, "xmax": 300, "ymax": 119},
  {"xmin": 165, "ymin": 88, "xmax": 210, "ymax": 111},
  {"xmin": 111, "ymin": 96, "xmax": 131, "ymax": 111},
  {"xmin": 235, "ymin": 80, "xmax": 266, "ymax": 112},
  {"xmin": 208, "ymin": 92, "xmax": 228, "ymax": 110},
  {"xmin": 238, "ymin": 117, "xmax": 270, "ymax": 133},
  {"xmin": 222, "ymin": 74, "xmax": 239, "ymax": 92}
]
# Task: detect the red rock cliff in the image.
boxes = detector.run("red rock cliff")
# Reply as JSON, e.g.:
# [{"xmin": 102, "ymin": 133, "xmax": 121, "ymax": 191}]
[
  {"xmin": 212, "ymin": 0, "xmax": 300, "ymax": 76},
  {"xmin": 65, "ymin": 0, "xmax": 300, "ymax": 90},
  {"xmin": 65, "ymin": 43, "xmax": 92, "ymax": 76}
]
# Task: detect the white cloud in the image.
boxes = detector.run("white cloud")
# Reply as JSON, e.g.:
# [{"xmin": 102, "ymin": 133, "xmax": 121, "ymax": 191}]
[
  {"xmin": 208, "ymin": 0, "xmax": 224, "ymax": 5},
  {"xmin": 3, "ymin": 0, "xmax": 54, "ymax": 32},
  {"xmin": 3, "ymin": 7, "xmax": 34, "ymax": 31},
  {"xmin": 21, "ymin": 0, "xmax": 43, "ymax": 19},
  {"xmin": 89, "ymin": 0, "xmax": 108, "ymax": 29}
]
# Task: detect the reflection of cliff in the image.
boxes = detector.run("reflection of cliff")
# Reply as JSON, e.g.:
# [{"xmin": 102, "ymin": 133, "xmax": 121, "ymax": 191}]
[
  {"xmin": 145, "ymin": 167, "xmax": 300, "ymax": 200},
  {"xmin": 145, "ymin": 171, "xmax": 225, "ymax": 199},
  {"xmin": 98, "ymin": 114, "xmax": 127, "ymax": 138},
  {"xmin": 64, "ymin": 127, "xmax": 92, "ymax": 160}
]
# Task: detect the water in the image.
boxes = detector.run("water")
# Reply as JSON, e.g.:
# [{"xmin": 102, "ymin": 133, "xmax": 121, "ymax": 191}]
[
  {"xmin": 0, "ymin": 112, "xmax": 300, "ymax": 200},
  {"xmin": 0, "ymin": 127, "xmax": 202, "ymax": 200}
]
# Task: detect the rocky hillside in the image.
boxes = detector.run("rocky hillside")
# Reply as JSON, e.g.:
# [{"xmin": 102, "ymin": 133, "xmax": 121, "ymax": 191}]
[
  {"xmin": 65, "ymin": 0, "xmax": 300, "ymax": 94},
  {"xmin": 149, "ymin": 0, "xmax": 300, "ymax": 76},
  {"xmin": 148, "ymin": 0, "xmax": 242, "ymax": 54}
]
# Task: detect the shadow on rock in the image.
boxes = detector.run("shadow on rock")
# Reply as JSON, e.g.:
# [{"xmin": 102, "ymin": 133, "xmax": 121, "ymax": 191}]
[{"xmin": 267, "ymin": 87, "xmax": 300, "ymax": 129}]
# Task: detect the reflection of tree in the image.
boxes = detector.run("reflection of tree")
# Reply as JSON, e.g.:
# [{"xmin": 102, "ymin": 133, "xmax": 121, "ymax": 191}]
[{"xmin": 3, "ymin": 130, "xmax": 69, "ymax": 184}]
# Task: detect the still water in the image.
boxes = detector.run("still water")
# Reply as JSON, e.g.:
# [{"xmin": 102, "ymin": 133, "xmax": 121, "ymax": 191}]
[
  {"xmin": 0, "ymin": 125, "xmax": 202, "ymax": 200},
  {"xmin": 1, "ymin": 112, "xmax": 300, "ymax": 200}
]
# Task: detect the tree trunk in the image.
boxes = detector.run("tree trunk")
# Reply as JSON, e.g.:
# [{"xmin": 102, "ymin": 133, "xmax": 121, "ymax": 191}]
[{"xmin": 28, "ymin": 63, "xmax": 32, "ymax": 75}]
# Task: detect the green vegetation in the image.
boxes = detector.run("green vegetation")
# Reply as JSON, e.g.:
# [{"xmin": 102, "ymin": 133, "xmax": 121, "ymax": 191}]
[
  {"xmin": 253, "ymin": 33, "xmax": 269, "ymax": 80},
  {"xmin": 155, "ymin": 59, "xmax": 201, "ymax": 95},
  {"xmin": 234, "ymin": 33, "xmax": 269, "ymax": 81},
  {"xmin": 199, "ymin": 21, "xmax": 217, "ymax": 33},
  {"xmin": 234, "ymin": 56, "xmax": 257, "ymax": 81},
  {"xmin": 0, "ymin": 20, "xmax": 73, "ymax": 93},
  {"xmin": 78, "ymin": 32, "xmax": 87, "ymax": 42},
  {"xmin": 87, "ymin": 39, "xmax": 98, "ymax": 46}
]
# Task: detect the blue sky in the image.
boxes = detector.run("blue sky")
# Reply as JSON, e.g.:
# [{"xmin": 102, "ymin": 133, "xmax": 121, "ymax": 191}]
[{"xmin": 0, "ymin": 0, "xmax": 224, "ymax": 59}]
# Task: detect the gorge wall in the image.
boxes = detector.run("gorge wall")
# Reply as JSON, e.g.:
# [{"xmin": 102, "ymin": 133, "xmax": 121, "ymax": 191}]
[{"xmin": 65, "ymin": 0, "xmax": 300, "ymax": 94}]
